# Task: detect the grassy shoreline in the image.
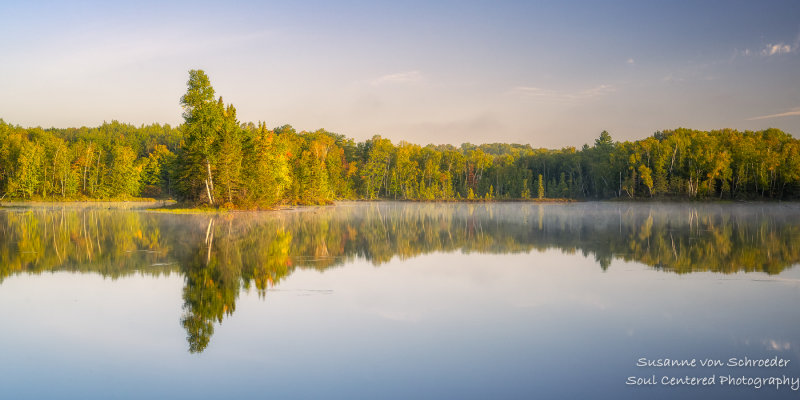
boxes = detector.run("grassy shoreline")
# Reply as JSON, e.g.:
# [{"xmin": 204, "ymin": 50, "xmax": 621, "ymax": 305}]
[
  {"xmin": 2, "ymin": 197, "xmax": 794, "ymax": 214},
  {"xmin": 0, "ymin": 198, "xmax": 173, "ymax": 209}
]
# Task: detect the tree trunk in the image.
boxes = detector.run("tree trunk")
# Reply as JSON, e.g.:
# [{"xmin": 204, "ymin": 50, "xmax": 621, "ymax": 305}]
[{"xmin": 205, "ymin": 159, "xmax": 215, "ymax": 205}]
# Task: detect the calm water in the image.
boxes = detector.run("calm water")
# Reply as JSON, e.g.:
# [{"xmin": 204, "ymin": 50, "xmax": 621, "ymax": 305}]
[{"xmin": 1, "ymin": 202, "xmax": 799, "ymax": 399}]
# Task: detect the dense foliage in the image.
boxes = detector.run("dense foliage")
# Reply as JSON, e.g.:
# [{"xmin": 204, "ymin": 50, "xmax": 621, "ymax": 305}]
[{"xmin": 1, "ymin": 70, "xmax": 798, "ymax": 206}]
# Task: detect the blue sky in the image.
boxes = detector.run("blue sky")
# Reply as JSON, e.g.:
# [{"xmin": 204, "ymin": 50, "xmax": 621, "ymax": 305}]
[{"xmin": 1, "ymin": 0, "xmax": 798, "ymax": 147}]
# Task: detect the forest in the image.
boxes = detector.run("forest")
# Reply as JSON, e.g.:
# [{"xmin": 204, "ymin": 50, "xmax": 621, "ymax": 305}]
[{"xmin": 1, "ymin": 69, "xmax": 799, "ymax": 207}]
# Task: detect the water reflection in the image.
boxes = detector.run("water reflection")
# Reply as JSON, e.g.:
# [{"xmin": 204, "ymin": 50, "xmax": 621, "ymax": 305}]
[{"xmin": 1, "ymin": 202, "xmax": 799, "ymax": 352}]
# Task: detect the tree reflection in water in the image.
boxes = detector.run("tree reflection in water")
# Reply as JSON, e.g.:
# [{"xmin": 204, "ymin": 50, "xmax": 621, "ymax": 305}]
[{"xmin": 1, "ymin": 202, "xmax": 799, "ymax": 352}]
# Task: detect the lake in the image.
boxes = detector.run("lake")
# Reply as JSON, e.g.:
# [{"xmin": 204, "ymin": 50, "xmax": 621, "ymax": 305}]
[{"xmin": 1, "ymin": 202, "xmax": 799, "ymax": 399}]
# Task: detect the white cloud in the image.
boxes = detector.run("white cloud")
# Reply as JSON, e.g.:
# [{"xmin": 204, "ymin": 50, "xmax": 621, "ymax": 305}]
[
  {"xmin": 34, "ymin": 29, "xmax": 271, "ymax": 78},
  {"xmin": 762, "ymin": 42, "xmax": 793, "ymax": 56},
  {"xmin": 578, "ymin": 84, "xmax": 615, "ymax": 98},
  {"xmin": 626, "ymin": 58, "xmax": 635, "ymax": 65},
  {"xmin": 509, "ymin": 86, "xmax": 558, "ymax": 97},
  {"xmin": 763, "ymin": 339, "xmax": 792, "ymax": 351},
  {"xmin": 369, "ymin": 70, "xmax": 422, "ymax": 86},
  {"xmin": 510, "ymin": 84, "xmax": 615, "ymax": 101},
  {"xmin": 662, "ymin": 73, "xmax": 684, "ymax": 83},
  {"xmin": 734, "ymin": 34, "xmax": 799, "ymax": 58},
  {"xmin": 747, "ymin": 107, "xmax": 800, "ymax": 120}
]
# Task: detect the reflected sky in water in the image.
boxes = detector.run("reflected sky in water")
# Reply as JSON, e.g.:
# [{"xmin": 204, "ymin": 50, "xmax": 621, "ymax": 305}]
[{"xmin": 0, "ymin": 202, "xmax": 799, "ymax": 399}]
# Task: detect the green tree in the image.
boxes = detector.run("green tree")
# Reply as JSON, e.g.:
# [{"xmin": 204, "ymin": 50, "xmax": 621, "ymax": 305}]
[
  {"xmin": 139, "ymin": 145, "xmax": 176, "ymax": 198},
  {"xmin": 16, "ymin": 140, "xmax": 42, "ymax": 199},
  {"xmin": 214, "ymin": 103, "xmax": 243, "ymax": 206},
  {"xmin": 178, "ymin": 69, "xmax": 224, "ymax": 205},
  {"xmin": 362, "ymin": 135, "xmax": 394, "ymax": 199},
  {"xmin": 241, "ymin": 123, "xmax": 291, "ymax": 208},
  {"xmin": 537, "ymin": 174, "xmax": 544, "ymax": 199},
  {"xmin": 107, "ymin": 145, "xmax": 140, "ymax": 197}
]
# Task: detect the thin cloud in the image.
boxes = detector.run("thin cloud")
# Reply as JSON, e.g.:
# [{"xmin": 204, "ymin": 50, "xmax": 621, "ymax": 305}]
[
  {"xmin": 733, "ymin": 34, "xmax": 799, "ymax": 58},
  {"xmin": 37, "ymin": 29, "xmax": 271, "ymax": 77},
  {"xmin": 370, "ymin": 70, "xmax": 422, "ymax": 86},
  {"xmin": 759, "ymin": 33, "xmax": 799, "ymax": 56},
  {"xmin": 762, "ymin": 42, "xmax": 793, "ymax": 56},
  {"xmin": 747, "ymin": 107, "xmax": 800, "ymax": 120},
  {"xmin": 662, "ymin": 73, "xmax": 684, "ymax": 83},
  {"xmin": 577, "ymin": 84, "xmax": 615, "ymax": 99},
  {"xmin": 510, "ymin": 84, "xmax": 615, "ymax": 101},
  {"xmin": 763, "ymin": 339, "xmax": 792, "ymax": 351},
  {"xmin": 626, "ymin": 58, "xmax": 635, "ymax": 65},
  {"xmin": 510, "ymin": 86, "xmax": 558, "ymax": 97}
]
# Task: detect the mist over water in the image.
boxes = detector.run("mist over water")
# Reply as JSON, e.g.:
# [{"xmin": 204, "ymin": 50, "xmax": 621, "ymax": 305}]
[
  {"xmin": 3, "ymin": 201, "xmax": 798, "ymax": 279},
  {"xmin": 1, "ymin": 202, "xmax": 799, "ymax": 399}
]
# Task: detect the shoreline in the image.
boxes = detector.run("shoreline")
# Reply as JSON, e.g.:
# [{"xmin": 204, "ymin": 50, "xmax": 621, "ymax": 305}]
[
  {"xmin": 0, "ymin": 199, "xmax": 174, "ymax": 209},
  {"xmin": 2, "ymin": 197, "xmax": 796, "ymax": 214}
]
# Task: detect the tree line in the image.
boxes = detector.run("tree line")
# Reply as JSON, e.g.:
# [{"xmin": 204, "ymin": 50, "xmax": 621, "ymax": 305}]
[{"xmin": 1, "ymin": 69, "xmax": 799, "ymax": 206}]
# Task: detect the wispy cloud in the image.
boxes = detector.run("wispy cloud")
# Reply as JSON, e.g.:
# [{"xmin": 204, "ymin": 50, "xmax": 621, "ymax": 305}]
[
  {"xmin": 626, "ymin": 58, "xmax": 635, "ymax": 65},
  {"xmin": 733, "ymin": 33, "xmax": 799, "ymax": 59},
  {"xmin": 37, "ymin": 29, "xmax": 271, "ymax": 77},
  {"xmin": 579, "ymin": 84, "xmax": 615, "ymax": 98},
  {"xmin": 747, "ymin": 107, "xmax": 800, "ymax": 120},
  {"xmin": 763, "ymin": 339, "xmax": 792, "ymax": 351},
  {"xmin": 662, "ymin": 73, "xmax": 684, "ymax": 83},
  {"xmin": 370, "ymin": 70, "xmax": 422, "ymax": 86},
  {"xmin": 510, "ymin": 84, "xmax": 615, "ymax": 101},
  {"xmin": 762, "ymin": 42, "xmax": 793, "ymax": 56},
  {"xmin": 510, "ymin": 86, "xmax": 558, "ymax": 97}
]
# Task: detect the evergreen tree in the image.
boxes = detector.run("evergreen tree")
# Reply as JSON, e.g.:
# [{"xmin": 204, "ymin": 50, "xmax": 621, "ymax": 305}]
[{"xmin": 177, "ymin": 69, "xmax": 224, "ymax": 205}]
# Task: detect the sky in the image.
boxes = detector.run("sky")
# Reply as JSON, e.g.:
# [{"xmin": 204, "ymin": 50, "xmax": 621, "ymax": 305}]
[{"xmin": 1, "ymin": 0, "xmax": 799, "ymax": 148}]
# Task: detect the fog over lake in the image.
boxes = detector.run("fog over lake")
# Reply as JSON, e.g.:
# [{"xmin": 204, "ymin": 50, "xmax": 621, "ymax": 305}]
[{"xmin": 1, "ymin": 202, "xmax": 799, "ymax": 399}]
